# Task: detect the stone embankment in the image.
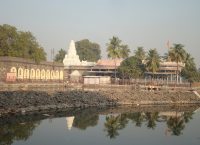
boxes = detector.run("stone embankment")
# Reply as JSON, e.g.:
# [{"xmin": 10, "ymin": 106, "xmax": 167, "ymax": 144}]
[{"xmin": 0, "ymin": 89, "xmax": 200, "ymax": 115}]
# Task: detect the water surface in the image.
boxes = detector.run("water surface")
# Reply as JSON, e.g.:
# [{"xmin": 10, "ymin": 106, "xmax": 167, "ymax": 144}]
[{"xmin": 1, "ymin": 106, "xmax": 200, "ymax": 145}]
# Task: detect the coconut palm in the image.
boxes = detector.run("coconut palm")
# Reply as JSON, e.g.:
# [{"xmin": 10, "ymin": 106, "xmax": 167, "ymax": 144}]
[
  {"xmin": 184, "ymin": 53, "xmax": 196, "ymax": 71},
  {"xmin": 106, "ymin": 36, "xmax": 130, "ymax": 79},
  {"xmin": 181, "ymin": 53, "xmax": 197, "ymax": 82},
  {"xmin": 146, "ymin": 49, "xmax": 160, "ymax": 79},
  {"xmin": 120, "ymin": 44, "xmax": 130, "ymax": 59},
  {"xmin": 134, "ymin": 47, "xmax": 146, "ymax": 63},
  {"xmin": 169, "ymin": 44, "xmax": 186, "ymax": 83}
]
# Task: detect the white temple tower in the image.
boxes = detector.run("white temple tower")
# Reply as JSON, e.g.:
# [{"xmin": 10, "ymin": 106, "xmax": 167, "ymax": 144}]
[{"xmin": 63, "ymin": 40, "xmax": 81, "ymax": 67}]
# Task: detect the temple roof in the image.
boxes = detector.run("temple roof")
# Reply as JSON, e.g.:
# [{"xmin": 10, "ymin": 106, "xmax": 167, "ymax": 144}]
[{"xmin": 96, "ymin": 59, "xmax": 123, "ymax": 67}]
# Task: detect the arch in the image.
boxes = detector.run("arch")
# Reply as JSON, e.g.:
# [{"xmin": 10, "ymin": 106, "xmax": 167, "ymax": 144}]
[
  {"xmin": 59, "ymin": 71, "xmax": 64, "ymax": 80},
  {"xmin": 55, "ymin": 70, "xmax": 59, "ymax": 80},
  {"xmin": 46, "ymin": 70, "xmax": 50, "ymax": 80},
  {"xmin": 41, "ymin": 69, "xmax": 46, "ymax": 80},
  {"xmin": 36, "ymin": 69, "xmax": 40, "ymax": 80},
  {"xmin": 10, "ymin": 67, "xmax": 17, "ymax": 77},
  {"xmin": 51, "ymin": 70, "xmax": 54, "ymax": 80},
  {"xmin": 24, "ymin": 69, "xmax": 29, "ymax": 79},
  {"xmin": 17, "ymin": 67, "xmax": 23, "ymax": 79},
  {"xmin": 30, "ymin": 69, "xmax": 35, "ymax": 79},
  {"xmin": 10, "ymin": 67, "xmax": 17, "ymax": 73}
]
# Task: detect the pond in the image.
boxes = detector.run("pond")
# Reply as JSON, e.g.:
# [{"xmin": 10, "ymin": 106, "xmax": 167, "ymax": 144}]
[{"xmin": 1, "ymin": 105, "xmax": 200, "ymax": 145}]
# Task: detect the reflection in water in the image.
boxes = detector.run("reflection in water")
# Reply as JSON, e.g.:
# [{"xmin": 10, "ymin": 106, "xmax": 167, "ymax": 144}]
[
  {"xmin": 166, "ymin": 112, "xmax": 193, "ymax": 136},
  {"xmin": 73, "ymin": 110, "xmax": 99, "ymax": 130},
  {"xmin": 104, "ymin": 111, "xmax": 195, "ymax": 138},
  {"xmin": 66, "ymin": 116, "xmax": 74, "ymax": 130},
  {"xmin": 0, "ymin": 106, "xmax": 199, "ymax": 145},
  {"xmin": 0, "ymin": 121, "xmax": 40, "ymax": 145}
]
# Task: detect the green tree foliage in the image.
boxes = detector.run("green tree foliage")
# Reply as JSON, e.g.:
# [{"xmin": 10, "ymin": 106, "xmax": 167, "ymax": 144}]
[
  {"xmin": 0, "ymin": 121, "xmax": 40, "ymax": 145},
  {"xmin": 134, "ymin": 47, "xmax": 146, "ymax": 63},
  {"xmin": 169, "ymin": 44, "xmax": 186, "ymax": 83},
  {"xmin": 73, "ymin": 109, "xmax": 99, "ymax": 130},
  {"xmin": 145, "ymin": 112, "xmax": 159, "ymax": 129},
  {"xmin": 181, "ymin": 53, "xmax": 200, "ymax": 82},
  {"xmin": 107, "ymin": 36, "xmax": 130, "ymax": 78},
  {"xmin": 146, "ymin": 49, "xmax": 160, "ymax": 77},
  {"xmin": 120, "ymin": 44, "xmax": 130, "ymax": 59},
  {"xmin": 0, "ymin": 24, "xmax": 46, "ymax": 63},
  {"xmin": 118, "ymin": 56, "xmax": 145, "ymax": 79},
  {"xmin": 127, "ymin": 112, "xmax": 145, "ymax": 127},
  {"xmin": 167, "ymin": 116, "xmax": 185, "ymax": 136},
  {"xmin": 165, "ymin": 44, "xmax": 200, "ymax": 82},
  {"xmin": 54, "ymin": 48, "xmax": 66, "ymax": 63},
  {"xmin": 106, "ymin": 36, "xmax": 130, "ymax": 59},
  {"xmin": 75, "ymin": 39, "xmax": 101, "ymax": 62},
  {"xmin": 104, "ymin": 114, "xmax": 128, "ymax": 139}
]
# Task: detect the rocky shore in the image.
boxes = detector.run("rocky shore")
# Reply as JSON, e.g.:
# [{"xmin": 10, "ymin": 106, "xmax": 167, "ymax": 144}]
[{"xmin": 0, "ymin": 89, "xmax": 200, "ymax": 116}]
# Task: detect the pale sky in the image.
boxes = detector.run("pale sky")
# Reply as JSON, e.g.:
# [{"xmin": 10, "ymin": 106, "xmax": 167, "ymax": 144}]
[{"xmin": 0, "ymin": 0, "xmax": 200, "ymax": 67}]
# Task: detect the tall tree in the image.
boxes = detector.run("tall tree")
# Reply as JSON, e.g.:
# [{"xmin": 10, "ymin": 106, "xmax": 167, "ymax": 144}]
[
  {"xmin": 169, "ymin": 44, "xmax": 186, "ymax": 83},
  {"xmin": 146, "ymin": 49, "xmax": 160, "ymax": 79},
  {"xmin": 120, "ymin": 44, "xmax": 130, "ymax": 59},
  {"xmin": 106, "ymin": 36, "xmax": 130, "ymax": 78},
  {"xmin": 134, "ymin": 47, "xmax": 146, "ymax": 63},
  {"xmin": 54, "ymin": 48, "xmax": 66, "ymax": 63},
  {"xmin": 0, "ymin": 24, "xmax": 46, "ymax": 63},
  {"xmin": 75, "ymin": 39, "xmax": 101, "ymax": 62},
  {"xmin": 181, "ymin": 53, "xmax": 198, "ymax": 82}
]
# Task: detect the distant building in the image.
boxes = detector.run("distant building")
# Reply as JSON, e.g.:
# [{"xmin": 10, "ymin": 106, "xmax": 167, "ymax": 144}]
[
  {"xmin": 145, "ymin": 61, "xmax": 185, "ymax": 83},
  {"xmin": 87, "ymin": 59, "xmax": 123, "ymax": 77},
  {"xmin": 83, "ymin": 76, "xmax": 111, "ymax": 85}
]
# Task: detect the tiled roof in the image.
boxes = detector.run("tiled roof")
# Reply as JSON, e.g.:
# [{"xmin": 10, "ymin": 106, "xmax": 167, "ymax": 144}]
[{"xmin": 96, "ymin": 59, "xmax": 123, "ymax": 67}]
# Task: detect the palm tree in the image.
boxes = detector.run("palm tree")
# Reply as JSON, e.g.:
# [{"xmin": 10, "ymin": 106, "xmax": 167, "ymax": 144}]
[
  {"xmin": 134, "ymin": 47, "xmax": 146, "ymax": 63},
  {"xmin": 184, "ymin": 53, "xmax": 196, "ymax": 71},
  {"xmin": 146, "ymin": 49, "xmax": 160, "ymax": 79},
  {"xmin": 181, "ymin": 53, "xmax": 197, "ymax": 83},
  {"xmin": 120, "ymin": 44, "xmax": 130, "ymax": 59},
  {"xmin": 106, "ymin": 36, "xmax": 130, "ymax": 79},
  {"xmin": 169, "ymin": 44, "xmax": 186, "ymax": 83}
]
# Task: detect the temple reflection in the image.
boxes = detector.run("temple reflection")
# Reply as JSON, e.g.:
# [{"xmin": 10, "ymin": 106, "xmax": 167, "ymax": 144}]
[{"xmin": 66, "ymin": 116, "xmax": 75, "ymax": 130}]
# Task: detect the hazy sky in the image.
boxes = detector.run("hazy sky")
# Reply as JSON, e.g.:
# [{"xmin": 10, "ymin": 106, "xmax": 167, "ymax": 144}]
[{"xmin": 0, "ymin": 0, "xmax": 200, "ymax": 67}]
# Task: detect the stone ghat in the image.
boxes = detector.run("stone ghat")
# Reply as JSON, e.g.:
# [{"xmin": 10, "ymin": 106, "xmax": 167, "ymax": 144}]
[{"xmin": 0, "ymin": 89, "xmax": 200, "ymax": 115}]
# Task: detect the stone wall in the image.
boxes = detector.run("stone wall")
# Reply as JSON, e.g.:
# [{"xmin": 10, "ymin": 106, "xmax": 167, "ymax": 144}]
[
  {"xmin": 0, "ymin": 89, "xmax": 200, "ymax": 115},
  {"xmin": 0, "ymin": 57, "xmax": 64, "ymax": 83}
]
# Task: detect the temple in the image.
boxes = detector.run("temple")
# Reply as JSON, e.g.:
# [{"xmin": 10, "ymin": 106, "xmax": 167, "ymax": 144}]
[
  {"xmin": 63, "ymin": 40, "xmax": 81, "ymax": 67},
  {"xmin": 63, "ymin": 40, "xmax": 95, "ymax": 68}
]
